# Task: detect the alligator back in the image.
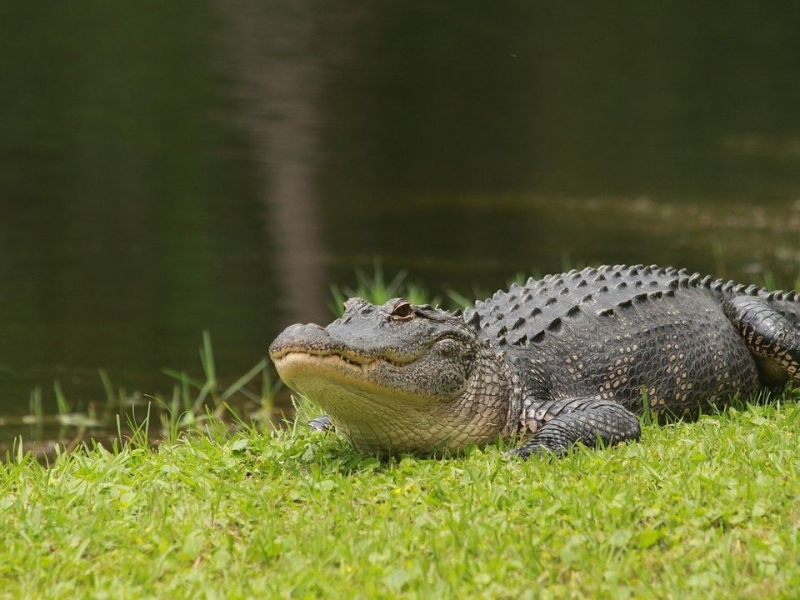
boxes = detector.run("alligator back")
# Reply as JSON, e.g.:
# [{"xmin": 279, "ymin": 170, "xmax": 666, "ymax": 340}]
[{"xmin": 463, "ymin": 264, "xmax": 793, "ymax": 418}]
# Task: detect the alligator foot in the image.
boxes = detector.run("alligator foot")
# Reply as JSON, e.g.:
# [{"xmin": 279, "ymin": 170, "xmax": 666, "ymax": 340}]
[
  {"xmin": 724, "ymin": 296, "xmax": 800, "ymax": 385},
  {"xmin": 511, "ymin": 397, "xmax": 642, "ymax": 458},
  {"xmin": 308, "ymin": 415, "xmax": 335, "ymax": 433}
]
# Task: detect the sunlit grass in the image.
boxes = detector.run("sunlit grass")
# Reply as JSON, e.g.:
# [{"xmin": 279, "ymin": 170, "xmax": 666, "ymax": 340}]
[{"xmin": 2, "ymin": 400, "xmax": 800, "ymax": 598}]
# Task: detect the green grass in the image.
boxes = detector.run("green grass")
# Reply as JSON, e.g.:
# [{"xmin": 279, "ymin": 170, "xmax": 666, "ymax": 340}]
[{"xmin": 2, "ymin": 400, "xmax": 800, "ymax": 598}]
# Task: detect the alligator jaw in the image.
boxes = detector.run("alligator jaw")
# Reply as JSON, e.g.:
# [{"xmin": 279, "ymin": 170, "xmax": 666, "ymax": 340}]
[
  {"xmin": 269, "ymin": 346, "xmax": 417, "ymax": 371},
  {"xmin": 271, "ymin": 350, "xmax": 374, "ymax": 381},
  {"xmin": 271, "ymin": 349, "xmax": 431, "ymax": 407}
]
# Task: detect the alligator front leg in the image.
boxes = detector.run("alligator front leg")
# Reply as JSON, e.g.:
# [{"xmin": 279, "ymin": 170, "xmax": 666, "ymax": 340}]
[
  {"xmin": 724, "ymin": 296, "xmax": 800, "ymax": 384},
  {"xmin": 512, "ymin": 397, "xmax": 641, "ymax": 458},
  {"xmin": 308, "ymin": 415, "xmax": 335, "ymax": 432}
]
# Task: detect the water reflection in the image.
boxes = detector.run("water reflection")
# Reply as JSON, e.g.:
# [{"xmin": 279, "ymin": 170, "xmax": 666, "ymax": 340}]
[{"xmin": 220, "ymin": 0, "xmax": 331, "ymax": 325}]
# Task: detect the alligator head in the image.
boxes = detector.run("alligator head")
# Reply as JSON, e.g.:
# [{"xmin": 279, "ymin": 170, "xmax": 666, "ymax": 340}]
[{"xmin": 269, "ymin": 297, "xmax": 511, "ymax": 455}]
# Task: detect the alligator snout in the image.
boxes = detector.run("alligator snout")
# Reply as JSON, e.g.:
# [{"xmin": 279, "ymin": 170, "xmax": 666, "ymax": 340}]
[{"xmin": 268, "ymin": 322, "xmax": 330, "ymax": 358}]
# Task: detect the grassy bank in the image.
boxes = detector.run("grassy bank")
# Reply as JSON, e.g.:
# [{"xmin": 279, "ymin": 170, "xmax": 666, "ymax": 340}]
[{"xmin": 2, "ymin": 395, "xmax": 800, "ymax": 598}]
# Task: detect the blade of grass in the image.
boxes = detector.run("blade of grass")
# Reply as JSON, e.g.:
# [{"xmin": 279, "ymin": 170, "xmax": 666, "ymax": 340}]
[
  {"xmin": 218, "ymin": 359, "xmax": 268, "ymax": 405},
  {"xmin": 54, "ymin": 381, "xmax": 70, "ymax": 416},
  {"xmin": 98, "ymin": 369, "xmax": 115, "ymax": 404}
]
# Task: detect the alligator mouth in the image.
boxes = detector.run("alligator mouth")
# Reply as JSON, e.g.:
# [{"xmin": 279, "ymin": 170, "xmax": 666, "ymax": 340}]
[
  {"xmin": 269, "ymin": 332, "xmax": 454, "ymax": 370},
  {"xmin": 271, "ymin": 348, "xmax": 414, "ymax": 377},
  {"xmin": 272, "ymin": 351, "xmax": 372, "ymax": 376},
  {"xmin": 271, "ymin": 350, "xmax": 428, "ymax": 410}
]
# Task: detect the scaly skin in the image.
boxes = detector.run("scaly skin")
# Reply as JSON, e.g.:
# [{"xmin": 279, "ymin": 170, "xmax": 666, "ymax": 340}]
[{"xmin": 269, "ymin": 265, "xmax": 800, "ymax": 457}]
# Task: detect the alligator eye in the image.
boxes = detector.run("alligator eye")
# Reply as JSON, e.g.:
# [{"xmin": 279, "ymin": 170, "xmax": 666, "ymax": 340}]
[{"xmin": 390, "ymin": 300, "xmax": 414, "ymax": 321}]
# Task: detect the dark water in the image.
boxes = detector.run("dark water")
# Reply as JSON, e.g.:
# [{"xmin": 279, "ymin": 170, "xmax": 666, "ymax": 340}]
[{"xmin": 1, "ymin": 2, "xmax": 800, "ymax": 443}]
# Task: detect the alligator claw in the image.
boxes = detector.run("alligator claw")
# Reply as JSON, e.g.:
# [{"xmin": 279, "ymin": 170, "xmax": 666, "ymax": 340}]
[{"xmin": 308, "ymin": 415, "xmax": 335, "ymax": 433}]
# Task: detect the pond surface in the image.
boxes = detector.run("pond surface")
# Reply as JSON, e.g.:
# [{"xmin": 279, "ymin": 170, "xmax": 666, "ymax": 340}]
[{"xmin": 1, "ymin": 2, "xmax": 799, "ymax": 445}]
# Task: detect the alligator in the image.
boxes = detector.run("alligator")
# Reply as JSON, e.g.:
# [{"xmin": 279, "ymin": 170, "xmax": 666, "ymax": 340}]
[{"xmin": 269, "ymin": 265, "xmax": 800, "ymax": 457}]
